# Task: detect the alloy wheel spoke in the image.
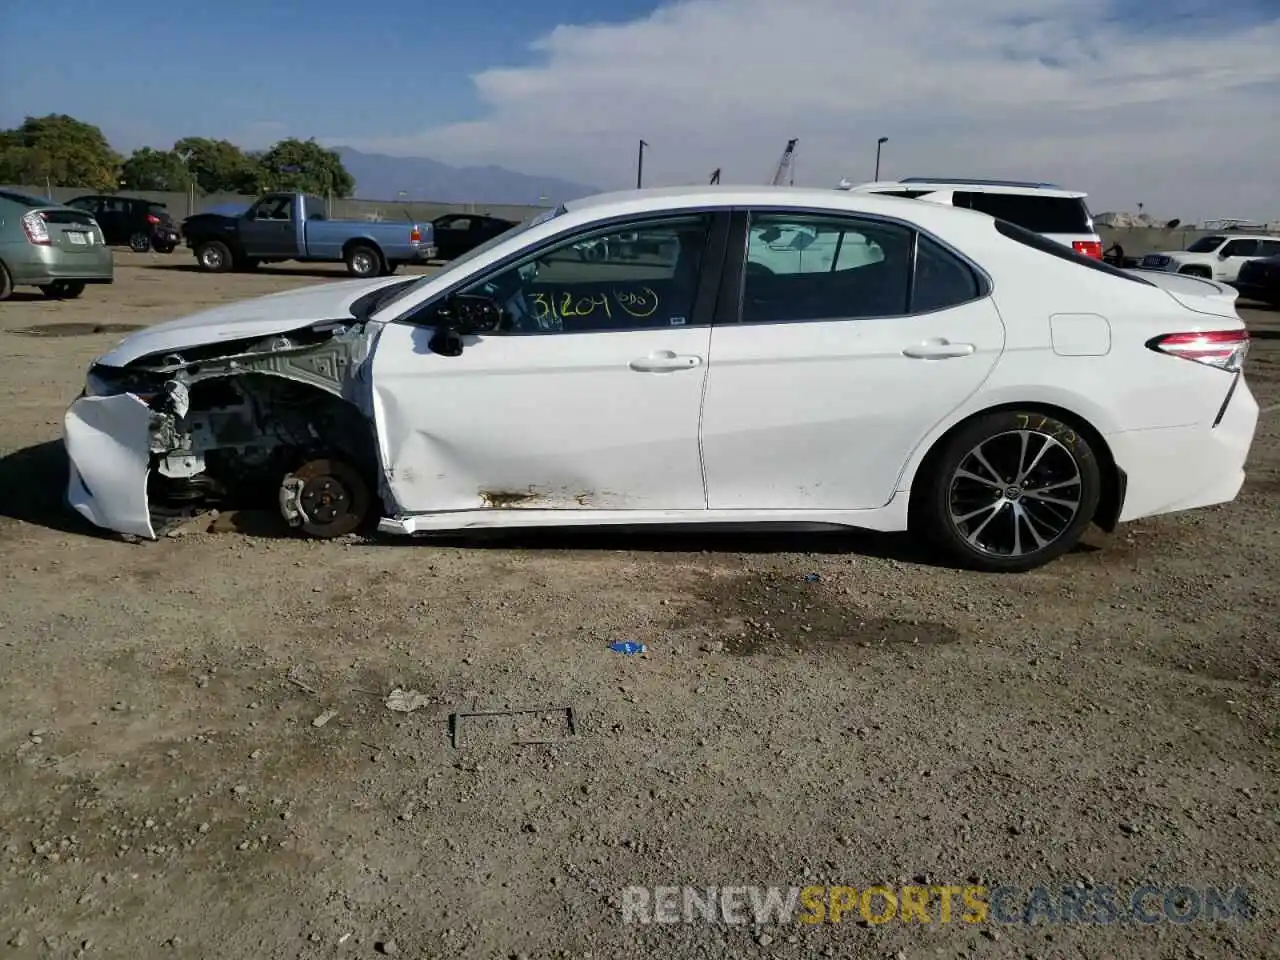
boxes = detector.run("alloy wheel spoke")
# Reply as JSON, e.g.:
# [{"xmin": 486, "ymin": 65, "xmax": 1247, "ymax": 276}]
[
  {"xmin": 965, "ymin": 500, "xmax": 1007, "ymax": 544},
  {"xmin": 1022, "ymin": 491, "xmax": 1079, "ymax": 509},
  {"xmin": 1015, "ymin": 432, "xmax": 1054, "ymax": 483},
  {"xmin": 971, "ymin": 448, "xmax": 1006, "ymax": 485},
  {"xmin": 955, "ymin": 468, "xmax": 1002, "ymax": 489}
]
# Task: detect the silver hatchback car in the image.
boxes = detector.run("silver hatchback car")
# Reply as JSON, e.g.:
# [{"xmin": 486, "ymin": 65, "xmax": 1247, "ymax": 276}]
[{"xmin": 0, "ymin": 189, "xmax": 114, "ymax": 300}]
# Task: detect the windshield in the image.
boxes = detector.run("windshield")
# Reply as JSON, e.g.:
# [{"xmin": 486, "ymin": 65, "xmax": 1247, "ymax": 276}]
[
  {"xmin": 372, "ymin": 204, "xmax": 567, "ymax": 314},
  {"xmin": 1186, "ymin": 235, "xmax": 1226, "ymax": 253}
]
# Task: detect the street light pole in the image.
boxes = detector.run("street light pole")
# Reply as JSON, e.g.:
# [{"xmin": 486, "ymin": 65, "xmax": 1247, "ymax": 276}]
[
  {"xmin": 874, "ymin": 136, "xmax": 888, "ymax": 181},
  {"xmin": 637, "ymin": 140, "xmax": 648, "ymax": 189}
]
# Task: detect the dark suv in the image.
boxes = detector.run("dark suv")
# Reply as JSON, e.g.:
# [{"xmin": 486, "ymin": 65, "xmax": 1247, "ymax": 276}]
[{"xmin": 65, "ymin": 195, "xmax": 181, "ymax": 253}]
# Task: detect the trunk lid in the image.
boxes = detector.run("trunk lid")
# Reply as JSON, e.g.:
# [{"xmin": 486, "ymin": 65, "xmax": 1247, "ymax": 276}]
[
  {"xmin": 1127, "ymin": 268, "xmax": 1241, "ymax": 320},
  {"xmin": 35, "ymin": 207, "xmax": 105, "ymax": 256}
]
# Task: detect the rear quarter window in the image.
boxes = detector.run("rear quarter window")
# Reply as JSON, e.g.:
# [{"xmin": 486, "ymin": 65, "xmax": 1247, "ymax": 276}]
[{"xmin": 955, "ymin": 192, "xmax": 1092, "ymax": 234}]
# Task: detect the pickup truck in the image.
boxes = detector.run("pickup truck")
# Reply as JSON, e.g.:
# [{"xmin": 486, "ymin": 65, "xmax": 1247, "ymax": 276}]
[{"xmin": 180, "ymin": 192, "xmax": 436, "ymax": 277}]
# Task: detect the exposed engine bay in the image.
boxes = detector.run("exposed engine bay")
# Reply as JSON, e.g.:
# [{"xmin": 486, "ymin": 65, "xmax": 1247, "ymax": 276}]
[{"xmin": 78, "ymin": 321, "xmax": 383, "ymax": 537}]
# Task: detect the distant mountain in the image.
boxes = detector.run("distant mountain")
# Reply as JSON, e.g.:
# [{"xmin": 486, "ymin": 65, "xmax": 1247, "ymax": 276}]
[{"xmin": 333, "ymin": 147, "xmax": 599, "ymax": 205}]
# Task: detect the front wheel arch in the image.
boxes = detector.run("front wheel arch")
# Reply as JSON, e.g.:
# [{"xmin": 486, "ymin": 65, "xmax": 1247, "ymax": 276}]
[{"xmin": 907, "ymin": 401, "xmax": 1123, "ymax": 534}]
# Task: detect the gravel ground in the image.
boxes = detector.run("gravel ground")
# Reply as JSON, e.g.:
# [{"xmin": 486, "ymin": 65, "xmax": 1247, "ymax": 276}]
[{"xmin": 0, "ymin": 252, "xmax": 1277, "ymax": 959}]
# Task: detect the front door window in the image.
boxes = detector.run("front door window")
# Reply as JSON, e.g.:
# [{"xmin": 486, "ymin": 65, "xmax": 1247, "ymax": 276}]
[{"xmin": 455, "ymin": 216, "xmax": 712, "ymax": 334}]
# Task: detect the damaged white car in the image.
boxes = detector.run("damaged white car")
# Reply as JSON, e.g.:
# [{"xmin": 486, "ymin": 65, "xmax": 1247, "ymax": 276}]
[{"xmin": 65, "ymin": 186, "xmax": 1258, "ymax": 572}]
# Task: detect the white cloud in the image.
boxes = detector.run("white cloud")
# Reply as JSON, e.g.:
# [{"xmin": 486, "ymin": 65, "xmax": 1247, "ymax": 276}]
[{"xmin": 340, "ymin": 0, "xmax": 1280, "ymax": 220}]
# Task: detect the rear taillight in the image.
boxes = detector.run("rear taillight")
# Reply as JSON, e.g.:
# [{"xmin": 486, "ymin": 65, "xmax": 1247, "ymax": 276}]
[
  {"xmin": 409, "ymin": 225, "xmax": 422, "ymax": 242},
  {"xmin": 1147, "ymin": 329, "xmax": 1250, "ymax": 372},
  {"xmin": 21, "ymin": 211, "xmax": 51, "ymax": 245},
  {"xmin": 146, "ymin": 213, "xmax": 161, "ymax": 225},
  {"xmin": 1073, "ymin": 240, "xmax": 1103, "ymax": 259}
]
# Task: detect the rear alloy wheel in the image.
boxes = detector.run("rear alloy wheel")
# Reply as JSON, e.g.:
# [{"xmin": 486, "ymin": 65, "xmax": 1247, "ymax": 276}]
[
  {"xmin": 915, "ymin": 410, "xmax": 1102, "ymax": 572},
  {"xmin": 129, "ymin": 231, "xmax": 152, "ymax": 253},
  {"xmin": 196, "ymin": 241, "xmax": 233, "ymax": 272},
  {"xmin": 281, "ymin": 458, "xmax": 371, "ymax": 538},
  {"xmin": 345, "ymin": 244, "xmax": 382, "ymax": 278},
  {"xmin": 39, "ymin": 280, "xmax": 86, "ymax": 299}
]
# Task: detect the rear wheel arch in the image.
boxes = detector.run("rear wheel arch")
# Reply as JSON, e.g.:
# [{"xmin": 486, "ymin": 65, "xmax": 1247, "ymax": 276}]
[
  {"xmin": 906, "ymin": 400, "xmax": 1123, "ymax": 532},
  {"xmin": 1178, "ymin": 263, "xmax": 1212, "ymax": 278}
]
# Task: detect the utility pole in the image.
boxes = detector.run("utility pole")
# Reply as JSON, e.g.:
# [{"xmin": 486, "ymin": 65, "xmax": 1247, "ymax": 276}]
[
  {"xmin": 875, "ymin": 136, "xmax": 888, "ymax": 180},
  {"xmin": 636, "ymin": 140, "xmax": 648, "ymax": 189}
]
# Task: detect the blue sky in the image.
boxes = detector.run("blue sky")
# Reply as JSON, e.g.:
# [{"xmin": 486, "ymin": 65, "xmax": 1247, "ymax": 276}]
[
  {"xmin": 2, "ymin": 0, "xmax": 1278, "ymax": 218},
  {"xmin": 0, "ymin": 0, "xmax": 656, "ymax": 149}
]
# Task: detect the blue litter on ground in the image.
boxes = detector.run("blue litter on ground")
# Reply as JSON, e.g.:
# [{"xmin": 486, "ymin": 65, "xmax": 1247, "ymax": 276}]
[
  {"xmin": 609, "ymin": 641, "xmax": 646, "ymax": 655},
  {"xmin": 803, "ymin": 573, "xmax": 822, "ymax": 583}
]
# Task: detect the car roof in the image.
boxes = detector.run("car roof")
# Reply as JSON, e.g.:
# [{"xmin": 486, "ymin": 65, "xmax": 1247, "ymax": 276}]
[
  {"xmin": 844, "ymin": 179, "xmax": 1087, "ymax": 199},
  {"xmin": 562, "ymin": 184, "xmax": 997, "ymax": 222}
]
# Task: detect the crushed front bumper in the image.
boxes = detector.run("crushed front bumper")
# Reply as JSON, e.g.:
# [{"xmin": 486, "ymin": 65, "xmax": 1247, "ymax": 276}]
[{"xmin": 64, "ymin": 393, "xmax": 156, "ymax": 538}]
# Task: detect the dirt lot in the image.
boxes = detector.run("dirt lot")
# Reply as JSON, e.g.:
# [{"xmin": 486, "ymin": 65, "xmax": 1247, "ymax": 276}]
[{"xmin": 0, "ymin": 251, "xmax": 1277, "ymax": 959}]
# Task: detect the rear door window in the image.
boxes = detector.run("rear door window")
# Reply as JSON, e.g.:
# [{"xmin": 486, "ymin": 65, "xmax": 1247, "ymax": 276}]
[
  {"xmin": 1220, "ymin": 238, "xmax": 1261, "ymax": 257},
  {"xmin": 954, "ymin": 192, "xmax": 1092, "ymax": 234}
]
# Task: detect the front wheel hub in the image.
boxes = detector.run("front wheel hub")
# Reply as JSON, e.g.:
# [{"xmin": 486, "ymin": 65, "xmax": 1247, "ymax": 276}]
[{"xmin": 279, "ymin": 458, "xmax": 370, "ymax": 538}]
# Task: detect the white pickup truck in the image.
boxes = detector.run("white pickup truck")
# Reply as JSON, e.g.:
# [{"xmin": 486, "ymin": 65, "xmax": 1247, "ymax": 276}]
[{"xmin": 1139, "ymin": 233, "xmax": 1280, "ymax": 281}]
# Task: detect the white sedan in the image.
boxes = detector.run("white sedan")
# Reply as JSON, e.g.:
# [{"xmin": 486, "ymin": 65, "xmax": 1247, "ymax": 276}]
[{"xmin": 63, "ymin": 186, "xmax": 1258, "ymax": 572}]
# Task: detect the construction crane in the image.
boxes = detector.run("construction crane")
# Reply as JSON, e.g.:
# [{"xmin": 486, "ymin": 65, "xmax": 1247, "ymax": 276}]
[{"xmin": 770, "ymin": 138, "xmax": 798, "ymax": 186}]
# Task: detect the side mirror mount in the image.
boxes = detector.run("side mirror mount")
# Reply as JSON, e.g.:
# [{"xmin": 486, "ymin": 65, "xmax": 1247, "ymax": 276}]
[{"xmin": 428, "ymin": 293, "xmax": 503, "ymax": 356}]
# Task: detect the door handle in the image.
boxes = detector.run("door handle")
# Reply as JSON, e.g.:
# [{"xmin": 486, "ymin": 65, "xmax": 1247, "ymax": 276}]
[
  {"xmin": 902, "ymin": 339, "xmax": 976, "ymax": 359},
  {"xmin": 629, "ymin": 351, "xmax": 703, "ymax": 372}
]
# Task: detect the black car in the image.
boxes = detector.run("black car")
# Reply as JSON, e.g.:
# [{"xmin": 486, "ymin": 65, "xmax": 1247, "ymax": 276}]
[
  {"xmin": 1234, "ymin": 254, "xmax": 1280, "ymax": 307},
  {"xmin": 431, "ymin": 213, "xmax": 517, "ymax": 260},
  {"xmin": 65, "ymin": 195, "xmax": 182, "ymax": 253}
]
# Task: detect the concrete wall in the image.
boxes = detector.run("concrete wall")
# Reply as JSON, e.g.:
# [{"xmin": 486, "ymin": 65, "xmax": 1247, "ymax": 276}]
[
  {"xmin": 3, "ymin": 185, "xmax": 549, "ymax": 224},
  {"xmin": 7, "ymin": 184, "xmax": 1274, "ymax": 257}
]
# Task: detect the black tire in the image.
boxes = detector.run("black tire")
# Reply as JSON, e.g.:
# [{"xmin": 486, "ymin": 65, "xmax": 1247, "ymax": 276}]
[
  {"xmin": 154, "ymin": 240, "xmax": 176, "ymax": 254},
  {"xmin": 345, "ymin": 244, "xmax": 382, "ymax": 278},
  {"xmin": 912, "ymin": 410, "xmax": 1102, "ymax": 573},
  {"xmin": 0, "ymin": 261, "xmax": 12, "ymax": 302},
  {"xmin": 39, "ymin": 280, "xmax": 86, "ymax": 300},
  {"xmin": 195, "ymin": 241, "xmax": 233, "ymax": 272},
  {"xmin": 382, "ymin": 262, "xmax": 399, "ymax": 276},
  {"xmin": 1178, "ymin": 265, "xmax": 1211, "ymax": 278},
  {"xmin": 129, "ymin": 231, "xmax": 152, "ymax": 253}
]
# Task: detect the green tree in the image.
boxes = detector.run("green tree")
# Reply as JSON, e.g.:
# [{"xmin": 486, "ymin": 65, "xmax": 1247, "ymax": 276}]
[
  {"xmin": 258, "ymin": 138, "xmax": 355, "ymax": 198},
  {"xmin": 173, "ymin": 137, "xmax": 261, "ymax": 194},
  {"xmin": 0, "ymin": 114, "xmax": 121, "ymax": 190},
  {"xmin": 120, "ymin": 147, "xmax": 190, "ymax": 191}
]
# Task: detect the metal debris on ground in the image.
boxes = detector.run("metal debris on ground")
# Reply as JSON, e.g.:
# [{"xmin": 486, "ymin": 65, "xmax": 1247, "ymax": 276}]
[
  {"xmin": 448, "ymin": 705, "xmax": 577, "ymax": 749},
  {"xmin": 803, "ymin": 572, "xmax": 822, "ymax": 583},
  {"xmin": 608, "ymin": 641, "xmax": 646, "ymax": 655},
  {"xmin": 311, "ymin": 710, "xmax": 337, "ymax": 728},
  {"xmin": 385, "ymin": 688, "xmax": 432, "ymax": 713}
]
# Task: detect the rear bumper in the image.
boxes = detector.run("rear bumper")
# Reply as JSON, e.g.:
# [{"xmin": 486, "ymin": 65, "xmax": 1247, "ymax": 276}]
[
  {"xmin": 404, "ymin": 242, "xmax": 437, "ymax": 262},
  {"xmin": 8, "ymin": 245, "xmax": 114, "ymax": 284},
  {"xmin": 1110, "ymin": 376, "xmax": 1259, "ymax": 522}
]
